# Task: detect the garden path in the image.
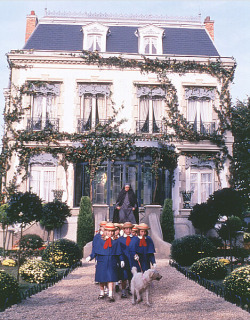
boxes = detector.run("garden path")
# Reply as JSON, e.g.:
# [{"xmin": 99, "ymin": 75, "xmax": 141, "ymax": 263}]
[{"xmin": 1, "ymin": 258, "xmax": 249, "ymax": 320}]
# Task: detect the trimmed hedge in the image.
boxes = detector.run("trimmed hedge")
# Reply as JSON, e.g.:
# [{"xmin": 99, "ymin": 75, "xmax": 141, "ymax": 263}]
[
  {"xmin": 190, "ymin": 257, "xmax": 227, "ymax": 280},
  {"xmin": 223, "ymin": 265, "xmax": 250, "ymax": 300},
  {"xmin": 42, "ymin": 238, "xmax": 83, "ymax": 268},
  {"xmin": 0, "ymin": 270, "xmax": 19, "ymax": 308},
  {"xmin": 19, "ymin": 259, "xmax": 57, "ymax": 283},
  {"xmin": 170, "ymin": 235, "xmax": 216, "ymax": 266},
  {"xmin": 20, "ymin": 234, "xmax": 44, "ymax": 251}
]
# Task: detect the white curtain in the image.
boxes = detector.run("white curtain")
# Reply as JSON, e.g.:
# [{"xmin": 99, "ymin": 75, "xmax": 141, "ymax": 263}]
[
  {"xmin": 140, "ymin": 97, "xmax": 149, "ymax": 121},
  {"xmin": 153, "ymin": 97, "xmax": 162, "ymax": 121},
  {"xmin": 190, "ymin": 173, "xmax": 198, "ymax": 205},
  {"xmin": 33, "ymin": 96, "xmax": 43, "ymax": 119},
  {"xmin": 83, "ymin": 95, "xmax": 92, "ymax": 123},
  {"xmin": 187, "ymin": 99, "xmax": 197, "ymax": 123},
  {"xmin": 44, "ymin": 171, "xmax": 56, "ymax": 202},
  {"xmin": 88, "ymin": 35, "xmax": 101, "ymax": 51},
  {"xmin": 97, "ymin": 94, "xmax": 106, "ymax": 120},
  {"xmin": 201, "ymin": 173, "xmax": 212, "ymax": 203},
  {"xmin": 30, "ymin": 170, "xmax": 40, "ymax": 196},
  {"xmin": 46, "ymin": 96, "xmax": 55, "ymax": 119},
  {"xmin": 200, "ymin": 100, "xmax": 211, "ymax": 123}
]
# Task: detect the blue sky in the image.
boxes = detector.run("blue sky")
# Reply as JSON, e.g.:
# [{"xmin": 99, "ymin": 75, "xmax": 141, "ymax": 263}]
[{"xmin": 0, "ymin": 0, "xmax": 250, "ymax": 141}]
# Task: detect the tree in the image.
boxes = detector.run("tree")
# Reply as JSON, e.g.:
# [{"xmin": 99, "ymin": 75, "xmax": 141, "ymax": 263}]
[
  {"xmin": 188, "ymin": 202, "xmax": 219, "ymax": 236},
  {"xmin": 230, "ymin": 98, "xmax": 250, "ymax": 208},
  {"xmin": 77, "ymin": 196, "xmax": 94, "ymax": 251},
  {"xmin": 0, "ymin": 204, "xmax": 10, "ymax": 257},
  {"xmin": 5, "ymin": 192, "xmax": 43, "ymax": 281},
  {"xmin": 207, "ymin": 188, "xmax": 244, "ymax": 218},
  {"xmin": 161, "ymin": 199, "xmax": 175, "ymax": 243},
  {"xmin": 40, "ymin": 200, "xmax": 71, "ymax": 241},
  {"xmin": 218, "ymin": 216, "xmax": 243, "ymax": 270}
]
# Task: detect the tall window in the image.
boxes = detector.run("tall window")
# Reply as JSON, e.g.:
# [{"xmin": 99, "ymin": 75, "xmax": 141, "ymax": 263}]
[
  {"xmin": 137, "ymin": 86, "xmax": 166, "ymax": 133},
  {"xmin": 27, "ymin": 82, "xmax": 60, "ymax": 131},
  {"xmin": 29, "ymin": 166, "xmax": 56, "ymax": 202},
  {"xmin": 78, "ymin": 84, "xmax": 110, "ymax": 132},
  {"xmin": 185, "ymin": 87, "xmax": 216, "ymax": 134},
  {"xmin": 188, "ymin": 169, "xmax": 213, "ymax": 206}
]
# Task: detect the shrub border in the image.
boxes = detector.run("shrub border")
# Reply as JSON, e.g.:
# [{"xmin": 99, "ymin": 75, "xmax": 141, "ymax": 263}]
[
  {"xmin": 0, "ymin": 261, "xmax": 82, "ymax": 312},
  {"xmin": 169, "ymin": 260, "xmax": 250, "ymax": 313}
]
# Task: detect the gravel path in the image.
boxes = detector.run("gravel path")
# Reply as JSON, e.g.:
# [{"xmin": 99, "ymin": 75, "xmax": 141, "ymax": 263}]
[{"xmin": 1, "ymin": 259, "xmax": 249, "ymax": 320}]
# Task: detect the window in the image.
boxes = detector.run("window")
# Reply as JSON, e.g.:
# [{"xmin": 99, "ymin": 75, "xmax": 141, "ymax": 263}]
[
  {"xmin": 136, "ymin": 86, "xmax": 166, "ymax": 133},
  {"xmin": 78, "ymin": 84, "xmax": 110, "ymax": 132},
  {"xmin": 144, "ymin": 37, "xmax": 157, "ymax": 54},
  {"xmin": 82, "ymin": 23, "xmax": 109, "ymax": 52},
  {"xmin": 185, "ymin": 87, "xmax": 216, "ymax": 134},
  {"xmin": 29, "ymin": 166, "xmax": 56, "ymax": 202},
  {"xmin": 27, "ymin": 82, "xmax": 60, "ymax": 131},
  {"xmin": 87, "ymin": 34, "xmax": 101, "ymax": 51},
  {"xmin": 187, "ymin": 168, "xmax": 214, "ymax": 206},
  {"xmin": 136, "ymin": 25, "xmax": 164, "ymax": 55}
]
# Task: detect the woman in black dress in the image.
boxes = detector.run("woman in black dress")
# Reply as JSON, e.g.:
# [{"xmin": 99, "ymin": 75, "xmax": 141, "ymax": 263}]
[{"xmin": 113, "ymin": 183, "xmax": 139, "ymax": 224}]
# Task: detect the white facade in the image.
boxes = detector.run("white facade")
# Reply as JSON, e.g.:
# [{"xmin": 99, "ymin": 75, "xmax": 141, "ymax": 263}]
[{"xmin": 2, "ymin": 12, "xmax": 235, "ymax": 242}]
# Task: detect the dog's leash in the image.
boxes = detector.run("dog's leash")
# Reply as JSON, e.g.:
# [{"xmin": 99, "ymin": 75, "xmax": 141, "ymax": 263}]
[{"xmin": 134, "ymin": 254, "xmax": 143, "ymax": 273}]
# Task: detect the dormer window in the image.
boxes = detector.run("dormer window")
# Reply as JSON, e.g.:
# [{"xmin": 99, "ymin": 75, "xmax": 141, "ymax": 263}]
[
  {"xmin": 82, "ymin": 23, "xmax": 109, "ymax": 52},
  {"xmin": 136, "ymin": 25, "xmax": 164, "ymax": 55},
  {"xmin": 144, "ymin": 37, "xmax": 157, "ymax": 54}
]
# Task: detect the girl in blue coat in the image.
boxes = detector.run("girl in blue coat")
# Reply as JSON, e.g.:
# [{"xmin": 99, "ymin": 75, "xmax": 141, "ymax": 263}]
[
  {"xmin": 86, "ymin": 222, "xmax": 124, "ymax": 302},
  {"xmin": 117, "ymin": 221, "xmax": 134, "ymax": 298},
  {"xmin": 129, "ymin": 223, "xmax": 156, "ymax": 272}
]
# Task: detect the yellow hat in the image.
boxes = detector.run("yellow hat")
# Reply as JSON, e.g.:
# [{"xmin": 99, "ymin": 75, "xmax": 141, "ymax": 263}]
[
  {"xmin": 104, "ymin": 222, "xmax": 116, "ymax": 231},
  {"xmin": 132, "ymin": 224, "xmax": 139, "ymax": 231},
  {"xmin": 114, "ymin": 223, "xmax": 122, "ymax": 229},
  {"xmin": 137, "ymin": 223, "xmax": 150, "ymax": 230},
  {"xmin": 123, "ymin": 222, "xmax": 133, "ymax": 229},
  {"xmin": 99, "ymin": 221, "xmax": 107, "ymax": 227}
]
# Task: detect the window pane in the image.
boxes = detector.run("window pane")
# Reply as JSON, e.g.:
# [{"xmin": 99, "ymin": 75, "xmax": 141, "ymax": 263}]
[
  {"xmin": 44, "ymin": 171, "xmax": 55, "ymax": 202},
  {"xmin": 30, "ymin": 170, "xmax": 40, "ymax": 196},
  {"xmin": 201, "ymin": 173, "xmax": 212, "ymax": 203},
  {"xmin": 190, "ymin": 173, "xmax": 198, "ymax": 205},
  {"xmin": 93, "ymin": 166, "xmax": 107, "ymax": 204}
]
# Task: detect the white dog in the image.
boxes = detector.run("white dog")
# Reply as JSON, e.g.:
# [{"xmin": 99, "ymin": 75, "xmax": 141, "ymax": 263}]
[{"xmin": 131, "ymin": 266, "xmax": 162, "ymax": 306}]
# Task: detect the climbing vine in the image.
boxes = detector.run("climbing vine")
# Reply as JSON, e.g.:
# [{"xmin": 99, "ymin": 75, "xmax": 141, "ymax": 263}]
[{"xmin": 0, "ymin": 51, "xmax": 236, "ymax": 203}]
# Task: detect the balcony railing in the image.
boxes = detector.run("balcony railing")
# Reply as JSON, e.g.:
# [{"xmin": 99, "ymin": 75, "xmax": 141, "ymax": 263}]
[
  {"xmin": 188, "ymin": 121, "xmax": 217, "ymax": 135},
  {"xmin": 27, "ymin": 117, "xmax": 59, "ymax": 132},
  {"xmin": 77, "ymin": 118, "xmax": 110, "ymax": 133},
  {"xmin": 136, "ymin": 120, "xmax": 167, "ymax": 134}
]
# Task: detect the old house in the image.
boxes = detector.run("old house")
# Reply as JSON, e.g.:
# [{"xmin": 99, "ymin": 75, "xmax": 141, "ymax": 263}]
[{"xmin": 1, "ymin": 10, "xmax": 235, "ymax": 246}]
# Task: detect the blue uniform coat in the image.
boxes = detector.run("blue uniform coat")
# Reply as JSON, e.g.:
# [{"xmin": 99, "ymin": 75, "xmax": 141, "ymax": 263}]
[
  {"xmin": 118, "ymin": 235, "xmax": 133, "ymax": 280},
  {"xmin": 129, "ymin": 236, "xmax": 156, "ymax": 272},
  {"xmin": 91, "ymin": 236, "xmax": 123, "ymax": 283}
]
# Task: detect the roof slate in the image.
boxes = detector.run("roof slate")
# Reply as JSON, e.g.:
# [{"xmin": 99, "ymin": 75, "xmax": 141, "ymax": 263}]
[{"xmin": 24, "ymin": 24, "xmax": 219, "ymax": 56}]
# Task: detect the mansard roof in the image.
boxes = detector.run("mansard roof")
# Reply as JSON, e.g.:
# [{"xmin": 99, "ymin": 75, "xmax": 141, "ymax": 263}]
[{"xmin": 23, "ymin": 18, "xmax": 219, "ymax": 57}]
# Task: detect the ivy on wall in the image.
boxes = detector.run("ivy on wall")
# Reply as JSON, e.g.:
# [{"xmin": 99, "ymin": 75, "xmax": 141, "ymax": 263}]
[{"xmin": 0, "ymin": 51, "xmax": 236, "ymax": 202}]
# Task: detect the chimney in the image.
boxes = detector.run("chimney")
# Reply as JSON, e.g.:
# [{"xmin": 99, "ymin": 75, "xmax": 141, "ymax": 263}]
[
  {"xmin": 204, "ymin": 16, "xmax": 214, "ymax": 41},
  {"xmin": 25, "ymin": 10, "xmax": 38, "ymax": 43}
]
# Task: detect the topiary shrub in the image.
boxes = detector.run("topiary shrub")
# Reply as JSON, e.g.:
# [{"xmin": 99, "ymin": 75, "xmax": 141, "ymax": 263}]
[
  {"xmin": 20, "ymin": 234, "xmax": 44, "ymax": 251},
  {"xmin": 161, "ymin": 199, "xmax": 175, "ymax": 243},
  {"xmin": 19, "ymin": 259, "xmax": 57, "ymax": 283},
  {"xmin": 190, "ymin": 257, "xmax": 227, "ymax": 280},
  {"xmin": 42, "ymin": 238, "xmax": 83, "ymax": 268},
  {"xmin": 0, "ymin": 270, "xmax": 19, "ymax": 308},
  {"xmin": 77, "ymin": 196, "xmax": 94, "ymax": 250},
  {"xmin": 171, "ymin": 235, "xmax": 216, "ymax": 266},
  {"xmin": 223, "ymin": 265, "xmax": 250, "ymax": 300}
]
